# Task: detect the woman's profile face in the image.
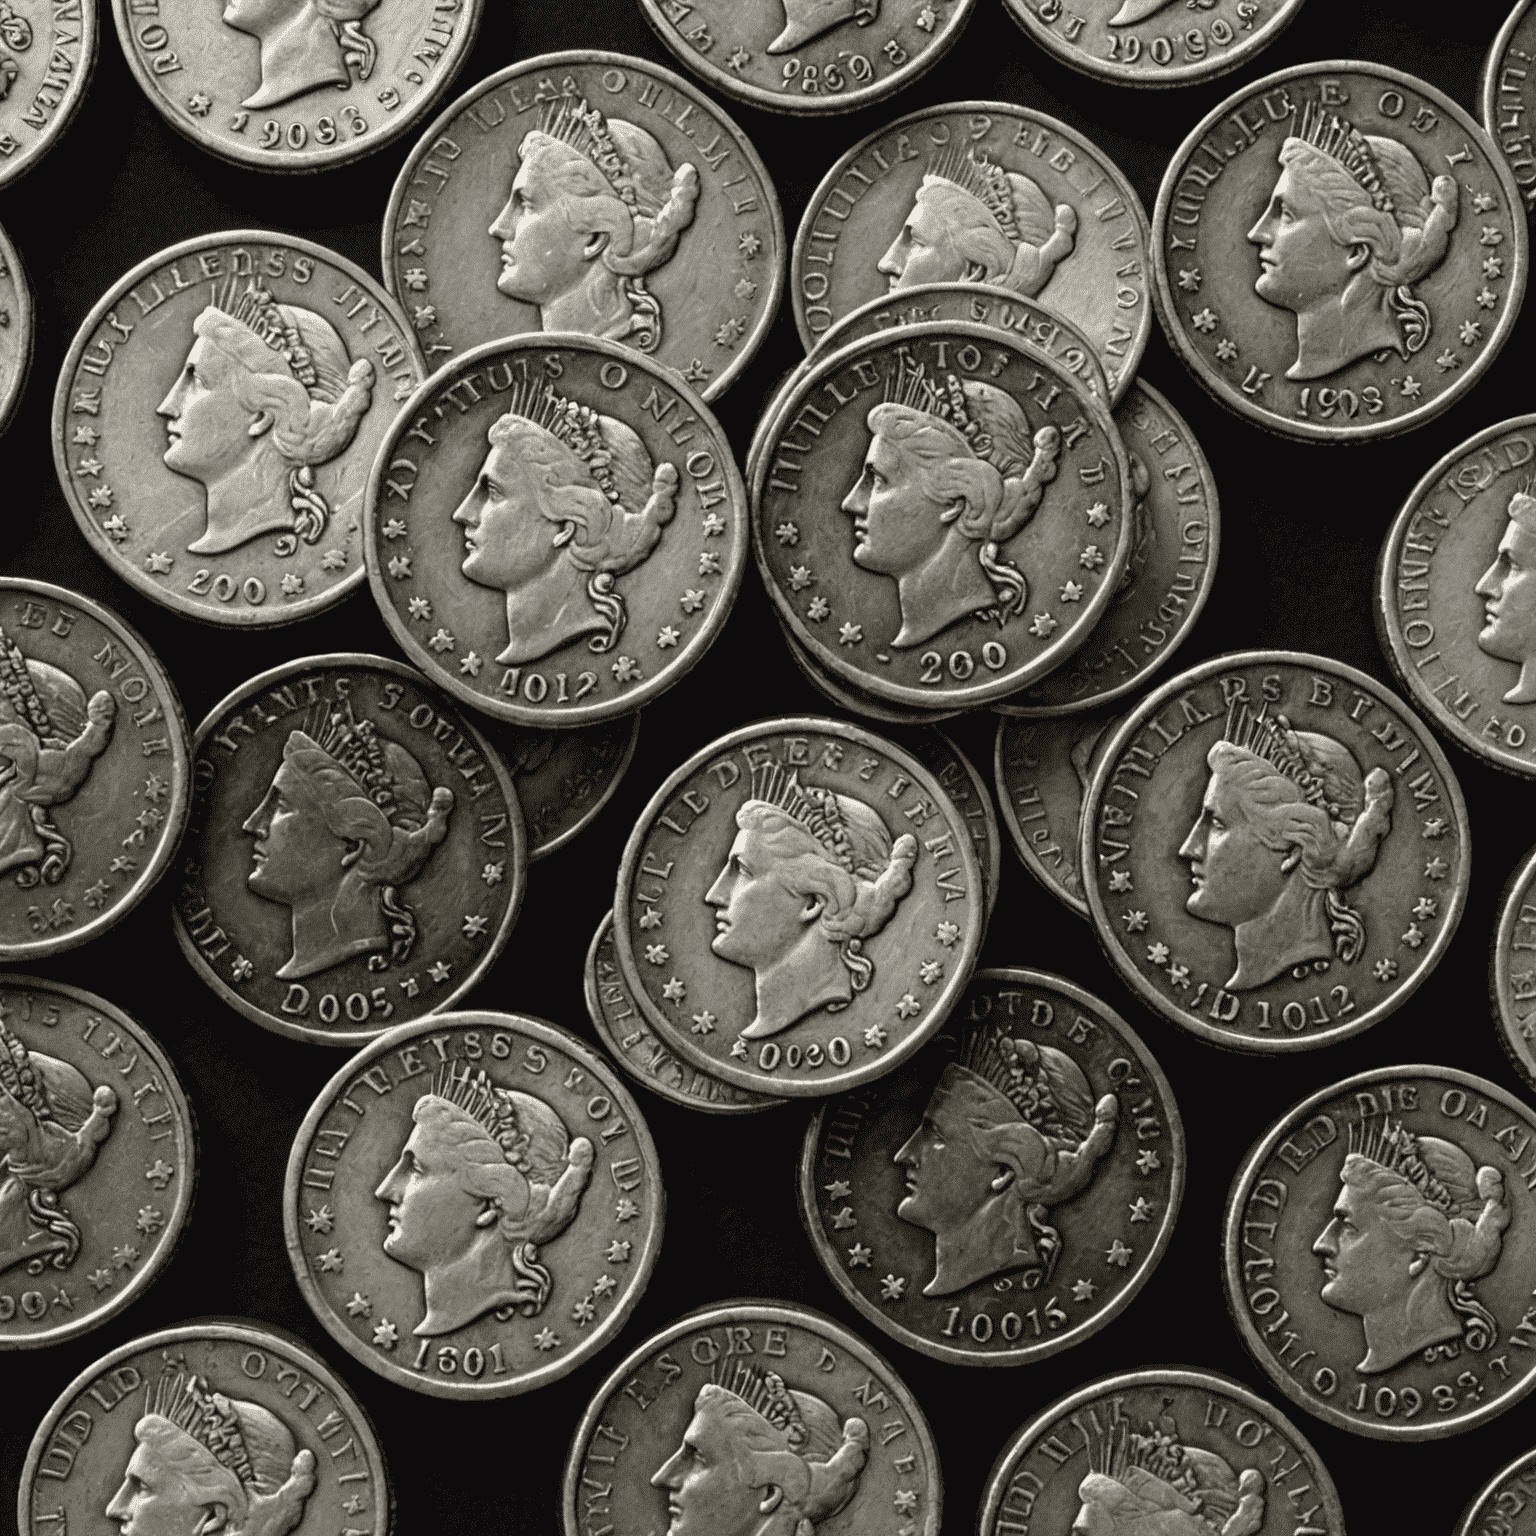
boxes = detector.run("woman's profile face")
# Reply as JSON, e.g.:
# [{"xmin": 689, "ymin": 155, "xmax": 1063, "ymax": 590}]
[
  {"xmin": 157, "ymin": 338, "xmax": 257, "ymax": 485},
  {"xmin": 1070, "ymin": 1493, "xmax": 1119, "ymax": 1536},
  {"xmin": 1247, "ymin": 164, "xmax": 1351, "ymax": 315},
  {"xmin": 841, "ymin": 432, "xmax": 948, "ymax": 579},
  {"xmin": 452, "ymin": 439, "xmax": 557, "ymax": 595},
  {"xmin": 1476, "ymin": 517, "xmax": 1536, "ymax": 664},
  {"xmin": 490, "ymin": 153, "xmax": 598, "ymax": 306},
  {"xmin": 894, "ymin": 1098, "xmax": 998, "ymax": 1233},
  {"xmin": 1177, "ymin": 766, "xmax": 1287, "ymax": 928},
  {"xmin": 650, "ymin": 1407, "xmax": 763, "ymax": 1536},
  {"xmin": 877, "ymin": 190, "xmax": 962, "ymax": 291},
  {"xmin": 375, "ymin": 1120, "xmax": 508, "ymax": 1272},
  {"xmin": 1313, "ymin": 1179, "xmax": 1411, "ymax": 1316},
  {"xmin": 221, "ymin": 0, "xmax": 306, "ymax": 40},
  {"xmin": 243, "ymin": 762, "xmax": 335, "ymax": 906},
  {"xmin": 705, "ymin": 826, "xmax": 820, "ymax": 971},
  {"xmin": 104, "ymin": 1440, "xmax": 204, "ymax": 1536}
]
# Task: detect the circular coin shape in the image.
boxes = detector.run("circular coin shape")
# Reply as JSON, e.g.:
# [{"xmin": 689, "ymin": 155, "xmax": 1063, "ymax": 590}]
[
  {"xmin": 0, "ymin": 222, "xmax": 34, "ymax": 438},
  {"xmin": 977, "ymin": 1367, "xmax": 1344, "ymax": 1534},
  {"xmin": 0, "ymin": 0, "xmax": 95, "ymax": 189},
  {"xmin": 614, "ymin": 716, "xmax": 985, "ymax": 1097},
  {"xmin": 0, "ymin": 979, "xmax": 194, "ymax": 1350},
  {"xmin": 0, "ymin": 579, "xmax": 191, "ymax": 960},
  {"xmin": 1481, "ymin": 0, "xmax": 1536, "ymax": 219},
  {"xmin": 20, "ymin": 1321, "xmax": 390, "ymax": 1534},
  {"xmin": 1153, "ymin": 62, "xmax": 1529, "ymax": 443},
  {"xmin": 1223, "ymin": 1064, "xmax": 1536, "ymax": 1440},
  {"xmin": 1081, "ymin": 651, "xmax": 1469, "ymax": 1051},
  {"xmin": 1491, "ymin": 842, "xmax": 1536, "ymax": 1092},
  {"xmin": 54, "ymin": 233, "xmax": 425, "ymax": 626},
  {"xmin": 285, "ymin": 1010, "xmax": 663, "ymax": 1397},
  {"xmin": 1454, "ymin": 1446, "xmax": 1536, "ymax": 1533},
  {"xmin": 792, "ymin": 103, "xmax": 1153, "ymax": 395},
  {"xmin": 173, "ymin": 655, "xmax": 526, "ymax": 1046},
  {"xmin": 383, "ymin": 53, "xmax": 783, "ymax": 403},
  {"xmin": 562, "ymin": 1298, "xmax": 942, "ymax": 1536},
  {"xmin": 780, "ymin": 618, "xmax": 964, "ymax": 725},
  {"xmin": 800, "ymin": 967, "xmax": 1182, "ymax": 1364},
  {"xmin": 365, "ymin": 334, "xmax": 746, "ymax": 726}
]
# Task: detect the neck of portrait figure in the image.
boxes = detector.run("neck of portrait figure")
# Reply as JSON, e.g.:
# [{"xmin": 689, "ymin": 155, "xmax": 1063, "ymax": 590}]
[
  {"xmin": 1476, "ymin": 515, "xmax": 1536, "ymax": 704},
  {"xmin": 0, "ymin": 1166, "xmax": 37, "ymax": 1278},
  {"xmin": 0, "ymin": 730, "xmax": 43, "ymax": 879},
  {"xmin": 225, "ymin": 0, "xmax": 349, "ymax": 108}
]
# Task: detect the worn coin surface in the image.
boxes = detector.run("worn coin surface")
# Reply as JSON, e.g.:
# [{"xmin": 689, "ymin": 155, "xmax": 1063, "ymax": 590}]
[
  {"xmin": 780, "ymin": 620, "xmax": 964, "ymax": 726},
  {"xmin": 54, "ymin": 232, "xmax": 424, "ymax": 627},
  {"xmin": 977, "ymin": 1366, "xmax": 1345, "ymax": 1535},
  {"xmin": 0, "ymin": 978, "xmax": 194, "ymax": 1350},
  {"xmin": 173, "ymin": 655, "xmax": 526, "ymax": 1047},
  {"xmin": 0, "ymin": 222, "xmax": 32, "ymax": 439},
  {"xmin": 20, "ymin": 1320, "xmax": 390, "ymax": 1534},
  {"xmin": 1454, "ymin": 1445, "xmax": 1536, "ymax": 1533},
  {"xmin": 1082, "ymin": 651, "xmax": 1469, "ymax": 1051},
  {"xmin": 365, "ymin": 334, "xmax": 746, "ymax": 727},
  {"xmin": 562, "ymin": 1298, "xmax": 942, "ymax": 1536},
  {"xmin": 1224, "ymin": 1064, "xmax": 1536, "ymax": 1440},
  {"xmin": 614, "ymin": 716, "xmax": 985, "ymax": 1097},
  {"xmin": 383, "ymin": 54, "xmax": 782, "ymax": 402},
  {"xmin": 1482, "ymin": 0, "xmax": 1536, "ymax": 218},
  {"xmin": 0, "ymin": 0, "xmax": 95, "ymax": 189},
  {"xmin": 800, "ymin": 967, "xmax": 1182, "ymax": 1365},
  {"xmin": 0, "ymin": 578, "xmax": 191, "ymax": 960},
  {"xmin": 286, "ymin": 1010, "xmax": 662, "ymax": 1398},
  {"xmin": 754, "ymin": 322, "xmax": 1133, "ymax": 710},
  {"xmin": 897, "ymin": 726, "xmax": 1000, "ymax": 923},
  {"xmin": 1490, "ymin": 842, "xmax": 1536, "ymax": 1092},
  {"xmin": 1153, "ymin": 62, "xmax": 1529, "ymax": 442}
]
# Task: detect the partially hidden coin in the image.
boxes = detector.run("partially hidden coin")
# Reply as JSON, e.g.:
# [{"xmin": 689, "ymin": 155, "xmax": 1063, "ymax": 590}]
[
  {"xmin": 895, "ymin": 726, "xmax": 1000, "ymax": 923},
  {"xmin": 1153, "ymin": 62, "xmax": 1528, "ymax": 442},
  {"xmin": 781, "ymin": 618, "xmax": 964, "ymax": 726},
  {"xmin": 384, "ymin": 53, "xmax": 783, "ymax": 402},
  {"xmin": 21, "ymin": 1320, "xmax": 390, "ymax": 1533},
  {"xmin": 800, "ymin": 967, "xmax": 1182, "ymax": 1365},
  {"xmin": 365, "ymin": 334, "xmax": 746, "ymax": 726},
  {"xmin": 0, "ymin": 222, "xmax": 33, "ymax": 438},
  {"xmin": 978, "ymin": 1366, "xmax": 1344, "ymax": 1534},
  {"xmin": 0, "ymin": 978, "xmax": 194, "ymax": 1350},
  {"xmin": 0, "ymin": 0, "xmax": 95, "ymax": 189},
  {"xmin": 1081, "ymin": 651, "xmax": 1469, "ymax": 1051},
  {"xmin": 1481, "ymin": 0, "xmax": 1536, "ymax": 218},
  {"xmin": 1455, "ymin": 1446, "xmax": 1536, "ymax": 1533},
  {"xmin": 614, "ymin": 716, "xmax": 985, "ymax": 1097},
  {"xmin": 0, "ymin": 578, "xmax": 191, "ymax": 960},
  {"xmin": 1224, "ymin": 1064, "xmax": 1536, "ymax": 1439},
  {"xmin": 174, "ymin": 654, "xmax": 526, "ymax": 1047},
  {"xmin": 1491, "ymin": 842, "xmax": 1536, "ymax": 1092},
  {"xmin": 285, "ymin": 1010, "xmax": 662, "ymax": 1397},
  {"xmin": 54, "ymin": 232, "xmax": 425, "ymax": 626},
  {"xmin": 562, "ymin": 1298, "xmax": 942, "ymax": 1536},
  {"xmin": 494, "ymin": 712, "xmax": 639, "ymax": 861}
]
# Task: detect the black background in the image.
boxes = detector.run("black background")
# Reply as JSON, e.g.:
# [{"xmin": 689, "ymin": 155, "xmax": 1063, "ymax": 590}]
[{"xmin": 2, "ymin": 0, "xmax": 1533, "ymax": 1530}]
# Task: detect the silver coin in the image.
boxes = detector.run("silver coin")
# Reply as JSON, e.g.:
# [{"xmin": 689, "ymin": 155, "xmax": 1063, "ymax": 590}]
[
  {"xmin": 0, "ymin": 978, "xmax": 194, "ymax": 1350},
  {"xmin": 383, "ymin": 52, "xmax": 783, "ymax": 403},
  {"xmin": 898, "ymin": 726, "xmax": 1000, "ymax": 923},
  {"xmin": 53, "ymin": 232, "xmax": 425, "ymax": 627},
  {"xmin": 1454, "ymin": 1445, "xmax": 1536, "ymax": 1533},
  {"xmin": 0, "ymin": 0, "xmax": 95, "ymax": 189},
  {"xmin": 780, "ymin": 616, "xmax": 965, "ymax": 726},
  {"xmin": 173, "ymin": 654, "xmax": 526, "ymax": 1047},
  {"xmin": 1481, "ymin": 0, "xmax": 1536, "ymax": 218},
  {"xmin": 1153, "ymin": 62, "xmax": 1528, "ymax": 442},
  {"xmin": 0, "ymin": 222, "xmax": 33, "ymax": 438},
  {"xmin": 1491, "ymin": 841, "xmax": 1536, "ymax": 1093},
  {"xmin": 494, "ymin": 712, "xmax": 639, "ymax": 861},
  {"xmin": 1224, "ymin": 1064, "xmax": 1536, "ymax": 1440},
  {"xmin": 285, "ymin": 1009, "xmax": 663, "ymax": 1397}
]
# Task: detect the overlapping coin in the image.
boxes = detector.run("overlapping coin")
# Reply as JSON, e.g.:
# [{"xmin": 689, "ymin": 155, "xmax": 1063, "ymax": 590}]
[
  {"xmin": 496, "ymin": 713, "xmax": 639, "ymax": 861},
  {"xmin": 1482, "ymin": 0, "xmax": 1536, "ymax": 218},
  {"xmin": 782, "ymin": 622, "xmax": 963, "ymax": 725},
  {"xmin": 897, "ymin": 726, "xmax": 1000, "ymax": 921},
  {"xmin": 1491, "ymin": 842, "xmax": 1536, "ymax": 1092},
  {"xmin": 0, "ymin": 0, "xmax": 94, "ymax": 188},
  {"xmin": 0, "ymin": 222, "xmax": 32, "ymax": 439},
  {"xmin": 1454, "ymin": 1446, "xmax": 1536, "ymax": 1533}
]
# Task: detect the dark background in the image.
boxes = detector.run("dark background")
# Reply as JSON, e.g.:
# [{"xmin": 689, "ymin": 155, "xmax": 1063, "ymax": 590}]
[{"xmin": 2, "ymin": 0, "xmax": 1532, "ymax": 1530}]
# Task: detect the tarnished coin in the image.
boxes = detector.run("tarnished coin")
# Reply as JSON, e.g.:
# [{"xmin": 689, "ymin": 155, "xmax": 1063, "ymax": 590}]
[
  {"xmin": 978, "ymin": 1367, "xmax": 1344, "ymax": 1535},
  {"xmin": 285, "ymin": 1010, "xmax": 662, "ymax": 1397},
  {"xmin": 800, "ymin": 968, "xmax": 1182, "ymax": 1365},
  {"xmin": 0, "ymin": 0, "xmax": 95, "ymax": 189},
  {"xmin": 0, "ymin": 979, "xmax": 194, "ymax": 1350},
  {"xmin": 173, "ymin": 655, "xmax": 525, "ymax": 1047},
  {"xmin": 562, "ymin": 1298, "xmax": 942, "ymax": 1536},
  {"xmin": 1482, "ymin": 0, "xmax": 1536, "ymax": 217},
  {"xmin": 1153, "ymin": 62, "xmax": 1528, "ymax": 442},
  {"xmin": 0, "ymin": 579, "xmax": 191, "ymax": 960},
  {"xmin": 585, "ymin": 909, "xmax": 783, "ymax": 1114},
  {"xmin": 365, "ymin": 334, "xmax": 746, "ymax": 726},
  {"xmin": 1224, "ymin": 1064, "xmax": 1536, "ymax": 1439},
  {"xmin": 1082, "ymin": 652, "xmax": 1469, "ymax": 1051},
  {"xmin": 495, "ymin": 712, "xmax": 639, "ymax": 861},
  {"xmin": 898, "ymin": 727, "xmax": 1000, "ymax": 923},
  {"xmin": 780, "ymin": 619, "xmax": 964, "ymax": 726},
  {"xmin": 614, "ymin": 716, "xmax": 985, "ymax": 1097},
  {"xmin": 1455, "ymin": 1446, "xmax": 1536, "ymax": 1533},
  {"xmin": 383, "ymin": 54, "xmax": 782, "ymax": 403},
  {"xmin": 754, "ymin": 322, "xmax": 1133, "ymax": 710},
  {"xmin": 792, "ymin": 103, "xmax": 1152, "ymax": 395},
  {"xmin": 21, "ymin": 1321, "xmax": 390, "ymax": 1534},
  {"xmin": 0, "ymin": 222, "xmax": 33, "ymax": 438},
  {"xmin": 1491, "ymin": 842, "xmax": 1536, "ymax": 1092},
  {"xmin": 53, "ymin": 232, "xmax": 425, "ymax": 627}
]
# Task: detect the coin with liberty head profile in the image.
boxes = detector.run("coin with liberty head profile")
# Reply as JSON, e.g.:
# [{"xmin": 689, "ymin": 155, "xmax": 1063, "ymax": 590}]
[
  {"xmin": 0, "ymin": 0, "xmax": 95, "ymax": 190},
  {"xmin": 1481, "ymin": 0, "xmax": 1536, "ymax": 219}
]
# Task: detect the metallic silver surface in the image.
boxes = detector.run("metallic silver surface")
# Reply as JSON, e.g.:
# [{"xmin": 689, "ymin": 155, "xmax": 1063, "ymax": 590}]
[
  {"xmin": 494, "ymin": 713, "xmax": 639, "ymax": 861},
  {"xmin": 0, "ymin": 222, "xmax": 33, "ymax": 439},
  {"xmin": 0, "ymin": 0, "xmax": 94, "ymax": 188},
  {"xmin": 1490, "ymin": 841, "xmax": 1536, "ymax": 1092},
  {"xmin": 1481, "ymin": 0, "xmax": 1536, "ymax": 219}
]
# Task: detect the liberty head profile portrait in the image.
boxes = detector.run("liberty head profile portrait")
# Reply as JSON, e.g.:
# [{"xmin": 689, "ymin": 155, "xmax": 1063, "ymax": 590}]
[
  {"xmin": 895, "ymin": 1025, "xmax": 1117, "ymax": 1295},
  {"xmin": 1476, "ymin": 479, "xmax": 1536, "ymax": 704},
  {"xmin": 767, "ymin": 0, "xmax": 878, "ymax": 53},
  {"xmin": 223, "ymin": 0, "xmax": 379, "ymax": 111},
  {"xmin": 841, "ymin": 364, "xmax": 1062, "ymax": 650},
  {"xmin": 1313, "ymin": 1118, "xmax": 1510, "ymax": 1375},
  {"xmin": 242, "ymin": 699, "xmax": 453, "ymax": 981},
  {"xmin": 374, "ymin": 1064, "xmax": 594, "ymax": 1338},
  {"xmin": 106, "ymin": 1367, "xmax": 316, "ymax": 1536},
  {"xmin": 453, "ymin": 378, "xmax": 679, "ymax": 667},
  {"xmin": 705, "ymin": 763, "xmax": 917, "ymax": 1040},
  {"xmin": 157, "ymin": 278, "xmax": 376, "ymax": 558},
  {"xmin": 1178, "ymin": 700, "xmax": 1393, "ymax": 992},
  {"xmin": 651, "ymin": 1359, "xmax": 869, "ymax": 1536},
  {"xmin": 1247, "ymin": 101, "xmax": 1460, "ymax": 382}
]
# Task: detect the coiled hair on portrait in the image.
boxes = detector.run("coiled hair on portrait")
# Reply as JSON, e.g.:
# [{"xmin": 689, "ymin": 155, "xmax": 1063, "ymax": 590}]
[{"xmin": 312, "ymin": 0, "xmax": 379, "ymax": 82}]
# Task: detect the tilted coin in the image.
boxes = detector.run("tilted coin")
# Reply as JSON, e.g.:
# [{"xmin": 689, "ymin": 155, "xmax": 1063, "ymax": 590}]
[
  {"xmin": 285, "ymin": 1010, "xmax": 662, "ymax": 1397},
  {"xmin": 562, "ymin": 1298, "xmax": 942, "ymax": 1536},
  {"xmin": 1481, "ymin": 0, "xmax": 1536, "ymax": 218},
  {"xmin": 1224, "ymin": 1065, "xmax": 1536, "ymax": 1439},
  {"xmin": 614, "ymin": 716, "xmax": 985, "ymax": 1097},
  {"xmin": 173, "ymin": 655, "xmax": 526, "ymax": 1047},
  {"xmin": 494, "ymin": 712, "xmax": 639, "ymax": 861},
  {"xmin": 1153, "ymin": 62, "xmax": 1528, "ymax": 442},
  {"xmin": 53, "ymin": 233, "xmax": 425, "ymax": 627},
  {"xmin": 0, "ymin": 579, "xmax": 190, "ymax": 960},
  {"xmin": 1490, "ymin": 842, "xmax": 1536, "ymax": 1092},
  {"xmin": 0, "ymin": 0, "xmax": 94, "ymax": 189},
  {"xmin": 781, "ymin": 619, "xmax": 964, "ymax": 725},
  {"xmin": 0, "ymin": 222, "xmax": 33, "ymax": 438},
  {"xmin": 365, "ymin": 334, "xmax": 746, "ymax": 726},
  {"xmin": 1082, "ymin": 651, "xmax": 1469, "ymax": 1051},
  {"xmin": 21, "ymin": 1321, "xmax": 390, "ymax": 1534},
  {"xmin": 383, "ymin": 53, "xmax": 782, "ymax": 402},
  {"xmin": 800, "ymin": 967, "xmax": 1182, "ymax": 1365},
  {"xmin": 0, "ymin": 979, "xmax": 194, "ymax": 1350},
  {"xmin": 1454, "ymin": 1446, "xmax": 1536, "ymax": 1534}
]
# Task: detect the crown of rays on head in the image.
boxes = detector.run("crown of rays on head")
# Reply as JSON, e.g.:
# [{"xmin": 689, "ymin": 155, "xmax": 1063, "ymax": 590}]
[
  {"xmin": 1289, "ymin": 100, "xmax": 1396, "ymax": 212},
  {"xmin": 495, "ymin": 374, "xmax": 626, "ymax": 509}
]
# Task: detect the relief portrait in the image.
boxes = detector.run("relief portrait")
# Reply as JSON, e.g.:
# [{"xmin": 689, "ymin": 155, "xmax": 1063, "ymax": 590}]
[
  {"xmin": 223, "ymin": 0, "xmax": 380, "ymax": 111},
  {"xmin": 768, "ymin": 0, "xmax": 878, "ymax": 53},
  {"xmin": 1475, "ymin": 480, "xmax": 1536, "ymax": 704}
]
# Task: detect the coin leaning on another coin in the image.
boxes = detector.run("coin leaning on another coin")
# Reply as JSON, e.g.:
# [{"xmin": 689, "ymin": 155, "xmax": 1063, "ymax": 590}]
[{"xmin": 1481, "ymin": 0, "xmax": 1536, "ymax": 219}]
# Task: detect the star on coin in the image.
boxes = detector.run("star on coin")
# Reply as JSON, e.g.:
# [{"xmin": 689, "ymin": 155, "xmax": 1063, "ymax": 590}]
[
  {"xmin": 388, "ymin": 555, "xmax": 412, "ymax": 579},
  {"xmin": 838, "ymin": 621, "xmax": 863, "ymax": 645},
  {"xmin": 1401, "ymin": 923, "xmax": 1426, "ymax": 949},
  {"xmin": 187, "ymin": 91, "xmax": 212, "ymax": 115},
  {"xmin": 606, "ymin": 1240, "xmax": 632, "ymax": 1263},
  {"xmin": 372, "ymin": 1319, "xmax": 398, "ymax": 1349},
  {"xmin": 110, "ymin": 856, "xmax": 136, "ymax": 875},
  {"xmin": 136, "ymin": 1206, "xmax": 164, "ymax": 1235},
  {"xmin": 1480, "ymin": 225, "xmax": 1505, "ymax": 246},
  {"xmin": 1412, "ymin": 896, "xmax": 1438, "ymax": 920},
  {"xmin": 343, "ymin": 1496, "xmax": 366, "ymax": 1516},
  {"xmin": 880, "ymin": 1274, "xmax": 907, "ymax": 1302},
  {"xmin": 88, "ymin": 1267, "xmax": 113, "ymax": 1292},
  {"xmin": 1215, "ymin": 338, "xmax": 1239, "ymax": 361},
  {"xmin": 847, "ymin": 1243, "xmax": 872, "ymax": 1268},
  {"xmin": 428, "ymin": 961, "xmax": 451, "ymax": 983},
  {"xmin": 1029, "ymin": 612, "xmax": 1059, "ymax": 638},
  {"xmin": 1424, "ymin": 856, "xmax": 1448, "ymax": 879},
  {"xmin": 1190, "ymin": 307, "xmax": 1218, "ymax": 333},
  {"xmin": 895, "ymin": 993, "xmax": 920, "ymax": 1019},
  {"xmin": 1166, "ymin": 962, "xmax": 1190, "ymax": 988},
  {"xmin": 1072, "ymin": 1278, "xmax": 1097, "ymax": 1301},
  {"xmin": 825, "ymin": 1181, "xmax": 852, "ymax": 1201},
  {"xmin": 863, "ymin": 1023, "xmax": 887, "ymax": 1048},
  {"xmin": 831, "ymin": 1207, "xmax": 856, "ymax": 1230},
  {"xmin": 76, "ymin": 456, "xmax": 102, "ymax": 476},
  {"xmin": 726, "ymin": 45, "xmax": 750, "ymax": 68},
  {"xmin": 894, "ymin": 1491, "xmax": 919, "ymax": 1516},
  {"xmin": 482, "ymin": 861, "xmax": 505, "ymax": 885},
  {"xmin": 1477, "ymin": 288, "xmax": 1499, "ymax": 311},
  {"xmin": 1398, "ymin": 375, "xmax": 1422, "ymax": 398},
  {"xmin": 534, "ymin": 1327, "xmax": 559, "ymax": 1351},
  {"xmin": 644, "ymin": 943, "xmax": 669, "ymax": 965},
  {"xmin": 1484, "ymin": 255, "xmax": 1504, "ymax": 279},
  {"xmin": 1106, "ymin": 1240, "xmax": 1133, "ymax": 1267},
  {"xmin": 680, "ymin": 588, "xmax": 706, "ymax": 613},
  {"xmin": 427, "ymin": 628, "xmax": 455, "ymax": 652},
  {"xmin": 682, "ymin": 358, "xmax": 711, "ymax": 383},
  {"xmin": 919, "ymin": 960, "xmax": 942, "ymax": 984},
  {"xmin": 788, "ymin": 565, "xmax": 813, "ymax": 591},
  {"xmin": 317, "ymin": 1248, "xmax": 343, "ymax": 1273},
  {"xmin": 572, "ymin": 1296, "xmax": 597, "ymax": 1324},
  {"xmin": 231, "ymin": 955, "xmax": 253, "ymax": 981},
  {"xmin": 807, "ymin": 597, "xmax": 830, "ymax": 621},
  {"xmin": 1059, "ymin": 581, "xmax": 1084, "ymax": 603},
  {"xmin": 662, "ymin": 976, "xmax": 686, "ymax": 1003},
  {"xmin": 612, "ymin": 655, "xmax": 642, "ymax": 683},
  {"xmin": 1080, "ymin": 544, "xmax": 1105, "ymax": 570},
  {"xmin": 1435, "ymin": 348, "xmax": 1460, "ymax": 371},
  {"xmin": 412, "ymin": 304, "xmax": 437, "ymax": 329},
  {"xmin": 1473, "ymin": 190, "xmax": 1498, "ymax": 213},
  {"xmin": 138, "ymin": 807, "xmax": 164, "ymax": 831},
  {"xmin": 407, "ymin": 596, "xmax": 432, "ymax": 621},
  {"xmin": 1423, "ymin": 818, "xmax": 1449, "ymax": 838},
  {"xmin": 715, "ymin": 316, "xmax": 746, "ymax": 347},
  {"xmin": 1084, "ymin": 501, "xmax": 1110, "ymax": 527},
  {"xmin": 702, "ymin": 512, "xmax": 726, "ymax": 536},
  {"xmin": 1135, "ymin": 1150, "xmax": 1161, "ymax": 1175},
  {"xmin": 593, "ymin": 1274, "xmax": 618, "ymax": 1298},
  {"xmin": 102, "ymin": 515, "xmax": 129, "ymax": 541},
  {"xmin": 738, "ymin": 232, "xmax": 761, "ymax": 258},
  {"xmin": 936, "ymin": 921, "xmax": 959, "ymax": 947},
  {"xmin": 382, "ymin": 518, "xmax": 407, "ymax": 539},
  {"xmin": 775, "ymin": 521, "xmax": 800, "ymax": 546},
  {"xmin": 145, "ymin": 1159, "xmax": 174, "ymax": 1189},
  {"xmin": 113, "ymin": 1244, "xmax": 139, "ymax": 1269},
  {"xmin": 657, "ymin": 625, "xmax": 681, "ymax": 648},
  {"xmin": 734, "ymin": 277, "xmax": 758, "ymax": 302},
  {"xmin": 731, "ymin": 1037, "xmax": 749, "ymax": 1059},
  {"xmin": 690, "ymin": 1010, "xmax": 716, "ymax": 1035},
  {"xmin": 462, "ymin": 913, "xmax": 489, "ymax": 939},
  {"xmin": 402, "ymin": 268, "xmax": 428, "ymax": 291},
  {"xmin": 1122, "ymin": 910, "xmax": 1148, "ymax": 933},
  {"xmin": 321, "ymin": 549, "xmax": 346, "ymax": 572},
  {"xmin": 1108, "ymin": 871, "xmax": 1132, "ymax": 892},
  {"xmin": 1373, "ymin": 958, "xmax": 1399, "ymax": 982},
  {"xmin": 1177, "ymin": 267, "xmax": 1201, "ymax": 291},
  {"xmin": 73, "ymin": 424, "xmax": 99, "ymax": 445},
  {"xmin": 639, "ymin": 907, "xmax": 663, "ymax": 930},
  {"xmin": 345, "ymin": 1292, "xmax": 371, "ymax": 1317},
  {"xmin": 1147, "ymin": 942, "xmax": 1170, "ymax": 965},
  {"xmin": 87, "ymin": 484, "xmax": 113, "ymax": 511},
  {"xmin": 616, "ymin": 1198, "xmax": 640, "ymax": 1221},
  {"xmin": 83, "ymin": 880, "xmax": 111, "ymax": 909},
  {"xmin": 281, "ymin": 573, "xmax": 304, "ymax": 596},
  {"xmin": 460, "ymin": 651, "xmax": 483, "ymax": 677},
  {"xmin": 1460, "ymin": 320, "xmax": 1484, "ymax": 345},
  {"xmin": 1129, "ymin": 1197, "xmax": 1154, "ymax": 1223}
]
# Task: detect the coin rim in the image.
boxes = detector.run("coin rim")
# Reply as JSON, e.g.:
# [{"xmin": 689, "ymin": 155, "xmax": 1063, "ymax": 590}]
[
  {"xmin": 1454, "ymin": 1443, "xmax": 1536, "ymax": 1533},
  {"xmin": 780, "ymin": 617, "xmax": 965, "ymax": 725},
  {"xmin": 0, "ymin": 221, "xmax": 35, "ymax": 439},
  {"xmin": 993, "ymin": 712, "xmax": 1092, "ymax": 920},
  {"xmin": 0, "ymin": 0, "xmax": 97, "ymax": 190},
  {"xmin": 527, "ymin": 711, "xmax": 641, "ymax": 863},
  {"xmin": 1489, "ymin": 839, "xmax": 1536, "ymax": 1092},
  {"xmin": 1479, "ymin": 0, "xmax": 1536, "ymax": 161},
  {"xmin": 924, "ymin": 727, "xmax": 1002, "ymax": 924}
]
